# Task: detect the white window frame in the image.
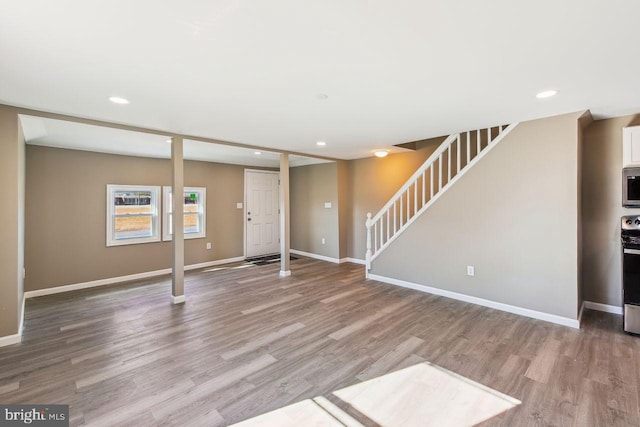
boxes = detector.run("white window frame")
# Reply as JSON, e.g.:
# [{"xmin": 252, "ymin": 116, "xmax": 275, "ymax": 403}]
[
  {"xmin": 106, "ymin": 184, "xmax": 161, "ymax": 247},
  {"xmin": 162, "ymin": 186, "xmax": 206, "ymax": 241}
]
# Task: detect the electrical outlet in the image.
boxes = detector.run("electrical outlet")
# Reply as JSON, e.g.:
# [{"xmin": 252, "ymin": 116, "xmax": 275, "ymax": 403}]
[
  {"xmin": 321, "ymin": 238, "xmax": 326, "ymax": 245},
  {"xmin": 206, "ymin": 242, "xmax": 212, "ymax": 250},
  {"xmin": 467, "ymin": 266, "xmax": 475, "ymax": 276}
]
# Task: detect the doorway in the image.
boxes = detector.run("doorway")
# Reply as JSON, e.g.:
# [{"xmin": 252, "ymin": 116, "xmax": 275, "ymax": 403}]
[{"xmin": 244, "ymin": 169, "xmax": 280, "ymax": 258}]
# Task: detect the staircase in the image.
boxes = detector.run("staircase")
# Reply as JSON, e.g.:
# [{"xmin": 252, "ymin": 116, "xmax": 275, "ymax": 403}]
[{"xmin": 365, "ymin": 124, "xmax": 518, "ymax": 273}]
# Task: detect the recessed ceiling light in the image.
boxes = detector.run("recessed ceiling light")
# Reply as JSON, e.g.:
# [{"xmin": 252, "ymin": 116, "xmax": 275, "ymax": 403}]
[
  {"xmin": 536, "ymin": 90, "xmax": 557, "ymax": 99},
  {"xmin": 374, "ymin": 150, "xmax": 389, "ymax": 158},
  {"xmin": 254, "ymin": 151, "xmax": 262, "ymax": 155},
  {"xmin": 109, "ymin": 96, "xmax": 130, "ymax": 105},
  {"xmin": 316, "ymin": 93, "xmax": 328, "ymax": 100},
  {"xmin": 316, "ymin": 141, "xmax": 327, "ymax": 146}
]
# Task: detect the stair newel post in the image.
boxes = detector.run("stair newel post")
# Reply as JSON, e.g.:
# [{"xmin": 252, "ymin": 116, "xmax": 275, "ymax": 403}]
[{"xmin": 365, "ymin": 212, "xmax": 373, "ymax": 276}]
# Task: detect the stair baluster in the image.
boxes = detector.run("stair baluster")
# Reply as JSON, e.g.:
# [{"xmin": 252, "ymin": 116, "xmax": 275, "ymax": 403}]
[{"xmin": 365, "ymin": 123, "xmax": 518, "ymax": 272}]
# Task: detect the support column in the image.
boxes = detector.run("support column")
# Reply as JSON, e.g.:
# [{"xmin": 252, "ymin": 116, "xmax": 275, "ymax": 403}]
[
  {"xmin": 171, "ymin": 137, "xmax": 185, "ymax": 303},
  {"xmin": 0, "ymin": 107, "xmax": 23, "ymax": 346},
  {"xmin": 279, "ymin": 153, "xmax": 291, "ymax": 277}
]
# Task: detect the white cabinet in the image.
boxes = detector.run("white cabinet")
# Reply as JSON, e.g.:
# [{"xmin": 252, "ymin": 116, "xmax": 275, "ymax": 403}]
[{"xmin": 623, "ymin": 126, "xmax": 640, "ymax": 168}]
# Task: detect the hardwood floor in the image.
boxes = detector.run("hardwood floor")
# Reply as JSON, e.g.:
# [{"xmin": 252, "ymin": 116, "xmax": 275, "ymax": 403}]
[{"xmin": 1, "ymin": 257, "xmax": 639, "ymax": 426}]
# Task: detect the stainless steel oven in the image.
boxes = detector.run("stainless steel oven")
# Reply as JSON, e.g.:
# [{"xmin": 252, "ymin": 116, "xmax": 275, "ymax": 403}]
[{"xmin": 621, "ymin": 216, "xmax": 640, "ymax": 334}]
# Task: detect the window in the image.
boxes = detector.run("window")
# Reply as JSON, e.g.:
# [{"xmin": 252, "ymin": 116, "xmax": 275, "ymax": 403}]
[
  {"xmin": 106, "ymin": 185, "xmax": 161, "ymax": 246},
  {"xmin": 163, "ymin": 186, "xmax": 206, "ymax": 240}
]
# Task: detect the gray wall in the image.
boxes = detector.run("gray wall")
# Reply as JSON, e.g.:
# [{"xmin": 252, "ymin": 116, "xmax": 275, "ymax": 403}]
[
  {"xmin": 290, "ymin": 162, "xmax": 340, "ymax": 258},
  {"xmin": 371, "ymin": 112, "xmax": 584, "ymax": 319},
  {"xmin": 0, "ymin": 107, "xmax": 24, "ymax": 338},
  {"xmin": 25, "ymin": 145, "xmax": 247, "ymax": 291},
  {"xmin": 582, "ymin": 113, "xmax": 640, "ymax": 306}
]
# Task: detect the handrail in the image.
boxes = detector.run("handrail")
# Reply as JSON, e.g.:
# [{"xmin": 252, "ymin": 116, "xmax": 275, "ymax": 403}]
[
  {"xmin": 370, "ymin": 133, "xmax": 458, "ymax": 224},
  {"xmin": 365, "ymin": 123, "xmax": 518, "ymax": 274}
]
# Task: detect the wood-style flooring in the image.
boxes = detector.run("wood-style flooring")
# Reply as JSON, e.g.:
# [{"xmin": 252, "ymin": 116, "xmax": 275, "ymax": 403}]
[{"xmin": 0, "ymin": 257, "xmax": 639, "ymax": 426}]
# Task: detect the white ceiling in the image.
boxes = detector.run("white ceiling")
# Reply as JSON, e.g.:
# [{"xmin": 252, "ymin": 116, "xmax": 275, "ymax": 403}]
[
  {"xmin": 20, "ymin": 115, "xmax": 329, "ymax": 168},
  {"xmin": 2, "ymin": 1, "xmax": 640, "ymax": 159}
]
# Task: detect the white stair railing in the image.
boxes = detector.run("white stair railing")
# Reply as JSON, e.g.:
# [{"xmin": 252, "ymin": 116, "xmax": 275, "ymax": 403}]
[{"xmin": 365, "ymin": 123, "xmax": 518, "ymax": 272}]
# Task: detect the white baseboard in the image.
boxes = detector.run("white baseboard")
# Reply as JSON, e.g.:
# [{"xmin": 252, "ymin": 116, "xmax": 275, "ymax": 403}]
[
  {"xmin": 171, "ymin": 295, "xmax": 186, "ymax": 304},
  {"xmin": 23, "ymin": 256, "xmax": 246, "ymax": 299},
  {"xmin": 185, "ymin": 257, "xmax": 245, "ymax": 271},
  {"xmin": 0, "ymin": 296, "xmax": 26, "ymax": 348},
  {"xmin": 290, "ymin": 249, "xmax": 366, "ymax": 266},
  {"xmin": 290, "ymin": 249, "xmax": 340, "ymax": 264},
  {"xmin": 24, "ymin": 269, "xmax": 172, "ymax": 299},
  {"xmin": 583, "ymin": 301, "xmax": 623, "ymax": 315},
  {"xmin": 368, "ymin": 273, "xmax": 580, "ymax": 329},
  {"xmin": 341, "ymin": 257, "xmax": 366, "ymax": 265},
  {"xmin": 0, "ymin": 332, "xmax": 21, "ymax": 348}
]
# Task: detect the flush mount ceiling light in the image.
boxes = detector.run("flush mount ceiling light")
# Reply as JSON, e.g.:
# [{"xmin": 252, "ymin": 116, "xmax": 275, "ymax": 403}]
[
  {"xmin": 316, "ymin": 141, "xmax": 327, "ymax": 146},
  {"xmin": 536, "ymin": 90, "xmax": 557, "ymax": 99},
  {"xmin": 254, "ymin": 151, "xmax": 262, "ymax": 155},
  {"xmin": 108, "ymin": 96, "xmax": 130, "ymax": 105},
  {"xmin": 374, "ymin": 150, "xmax": 389, "ymax": 158}
]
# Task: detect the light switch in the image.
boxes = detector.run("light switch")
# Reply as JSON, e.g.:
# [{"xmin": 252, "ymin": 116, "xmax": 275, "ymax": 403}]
[
  {"xmin": 324, "ymin": 202, "xmax": 332, "ymax": 209},
  {"xmin": 236, "ymin": 202, "xmax": 243, "ymax": 209}
]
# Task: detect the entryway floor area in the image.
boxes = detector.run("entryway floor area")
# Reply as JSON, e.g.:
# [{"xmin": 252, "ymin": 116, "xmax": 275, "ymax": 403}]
[
  {"xmin": 0, "ymin": 257, "xmax": 638, "ymax": 426},
  {"xmin": 244, "ymin": 254, "xmax": 299, "ymax": 266}
]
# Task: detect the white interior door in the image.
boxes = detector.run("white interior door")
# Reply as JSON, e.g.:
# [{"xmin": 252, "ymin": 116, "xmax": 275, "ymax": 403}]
[{"xmin": 245, "ymin": 170, "xmax": 280, "ymax": 258}]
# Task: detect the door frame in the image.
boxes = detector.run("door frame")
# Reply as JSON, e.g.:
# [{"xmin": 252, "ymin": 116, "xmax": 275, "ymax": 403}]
[{"xmin": 243, "ymin": 169, "xmax": 281, "ymax": 259}]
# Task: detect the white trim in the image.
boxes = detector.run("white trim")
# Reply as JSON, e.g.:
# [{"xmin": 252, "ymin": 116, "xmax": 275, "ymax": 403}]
[
  {"xmin": 19, "ymin": 294, "xmax": 25, "ymax": 337},
  {"xmin": 578, "ymin": 301, "xmax": 585, "ymax": 326},
  {"xmin": 583, "ymin": 301, "xmax": 623, "ymax": 315},
  {"xmin": 185, "ymin": 257, "xmax": 245, "ymax": 271},
  {"xmin": 0, "ymin": 297, "xmax": 25, "ymax": 348},
  {"xmin": 370, "ymin": 133, "xmax": 459, "ymax": 222},
  {"xmin": 0, "ymin": 296, "xmax": 26, "ymax": 348},
  {"xmin": 290, "ymin": 249, "xmax": 340, "ymax": 264},
  {"xmin": 25, "ymin": 269, "xmax": 172, "ymax": 298},
  {"xmin": 162, "ymin": 186, "xmax": 206, "ymax": 241},
  {"xmin": 289, "ymin": 250, "xmax": 367, "ymax": 266},
  {"xmin": 23, "ymin": 256, "xmax": 246, "ymax": 299},
  {"xmin": 171, "ymin": 295, "xmax": 186, "ymax": 304},
  {"xmin": 341, "ymin": 257, "xmax": 366, "ymax": 265},
  {"xmin": 106, "ymin": 184, "xmax": 162, "ymax": 247},
  {"xmin": 279, "ymin": 270, "xmax": 291, "ymax": 277},
  {"xmin": 368, "ymin": 273, "xmax": 580, "ymax": 329},
  {"xmin": 0, "ymin": 332, "xmax": 21, "ymax": 348}
]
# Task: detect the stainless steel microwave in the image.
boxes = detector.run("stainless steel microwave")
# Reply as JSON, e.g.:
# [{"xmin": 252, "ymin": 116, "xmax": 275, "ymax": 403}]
[{"xmin": 623, "ymin": 167, "xmax": 640, "ymax": 207}]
